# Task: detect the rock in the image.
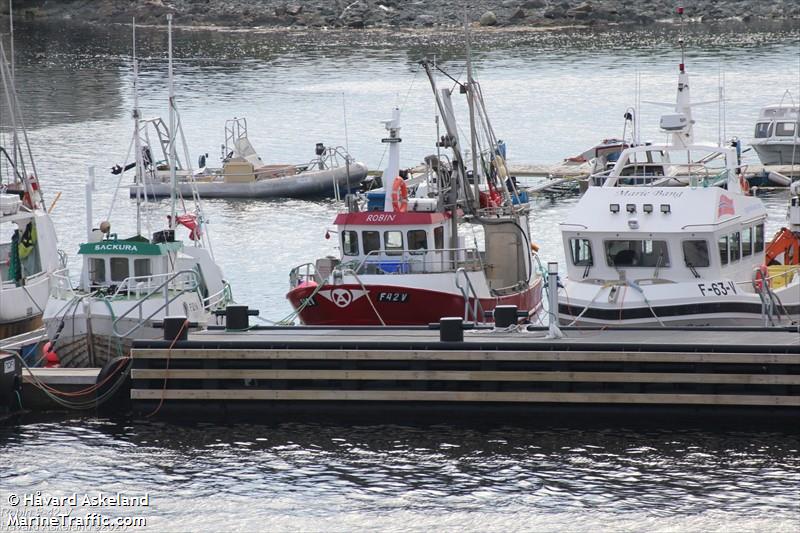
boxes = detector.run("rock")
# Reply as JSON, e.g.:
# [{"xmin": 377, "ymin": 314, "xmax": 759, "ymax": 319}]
[
  {"xmin": 286, "ymin": 5, "xmax": 303, "ymax": 16},
  {"xmin": 416, "ymin": 14, "xmax": 435, "ymax": 26},
  {"xmin": 522, "ymin": 0, "xmax": 545, "ymax": 7},
  {"xmin": 501, "ymin": 0, "xmax": 518, "ymax": 8},
  {"xmin": 543, "ymin": 7, "xmax": 566, "ymax": 19},
  {"xmin": 509, "ymin": 8, "xmax": 526, "ymax": 21},
  {"xmin": 567, "ymin": 2, "xmax": 593, "ymax": 18},
  {"xmin": 480, "ymin": 10, "xmax": 498, "ymax": 26}
]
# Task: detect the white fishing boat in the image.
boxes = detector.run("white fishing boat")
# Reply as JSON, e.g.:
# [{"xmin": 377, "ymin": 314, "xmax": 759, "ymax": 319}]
[
  {"xmin": 557, "ymin": 143, "xmax": 800, "ymax": 327},
  {"xmin": 286, "ymin": 47, "xmax": 543, "ymax": 326},
  {"xmin": 43, "ymin": 16, "xmax": 231, "ymax": 367},
  {"xmin": 0, "ymin": 39, "xmax": 62, "ymax": 339},
  {"xmin": 750, "ymin": 95, "xmax": 800, "ymax": 167},
  {"xmin": 129, "ymin": 116, "xmax": 369, "ymax": 200}
]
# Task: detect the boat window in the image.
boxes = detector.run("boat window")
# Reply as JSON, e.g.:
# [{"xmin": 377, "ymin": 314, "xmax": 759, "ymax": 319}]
[
  {"xmin": 384, "ymin": 231, "xmax": 403, "ymax": 256},
  {"xmin": 134, "ymin": 258, "xmax": 151, "ymax": 277},
  {"xmin": 604, "ymin": 240, "xmax": 670, "ymax": 268},
  {"xmin": 110, "ymin": 257, "xmax": 129, "ymax": 282},
  {"xmin": 569, "ymin": 238, "xmax": 593, "ymax": 266},
  {"xmin": 90, "ymin": 258, "xmax": 106, "ymax": 284},
  {"xmin": 754, "ymin": 224, "xmax": 765, "ymax": 253},
  {"xmin": 407, "ymin": 230, "xmax": 428, "ymax": 251},
  {"xmin": 775, "ymin": 122, "xmax": 796, "ymax": 137},
  {"xmin": 682, "ymin": 240, "xmax": 710, "ymax": 268},
  {"xmin": 434, "ymin": 227, "xmax": 444, "ymax": 250},
  {"xmin": 718, "ymin": 235, "xmax": 729, "ymax": 266},
  {"xmin": 362, "ymin": 231, "xmax": 380, "ymax": 255},
  {"xmin": 742, "ymin": 227, "xmax": 752, "ymax": 257},
  {"xmin": 729, "ymin": 232, "xmax": 741, "ymax": 262},
  {"xmin": 754, "ymin": 122, "xmax": 773, "ymax": 138},
  {"xmin": 341, "ymin": 231, "xmax": 359, "ymax": 256}
]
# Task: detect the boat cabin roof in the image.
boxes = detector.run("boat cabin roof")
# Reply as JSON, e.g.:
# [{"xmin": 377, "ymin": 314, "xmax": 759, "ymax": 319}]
[
  {"xmin": 561, "ymin": 186, "xmax": 766, "ymax": 235},
  {"xmin": 79, "ymin": 236, "xmax": 182, "ymax": 257},
  {"xmin": 758, "ymin": 105, "xmax": 799, "ymax": 120}
]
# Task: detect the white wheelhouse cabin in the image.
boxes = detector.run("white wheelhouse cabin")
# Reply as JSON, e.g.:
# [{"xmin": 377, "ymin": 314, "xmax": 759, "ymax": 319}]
[{"xmin": 750, "ymin": 103, "xmax": 800, "ymax": 166}]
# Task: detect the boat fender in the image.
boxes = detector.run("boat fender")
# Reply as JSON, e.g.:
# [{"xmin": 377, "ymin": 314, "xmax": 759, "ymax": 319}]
[
  {"xmin": 392, "ymin": 176, "xmax": 408, "ymax": 212},
  {"xmin": 753, "ymin": 264, "xmax": 769, "ymax": 291},
  {"xmin": 43, "ymin": 342, "xmax": 60, "ymax": 368},
  {"xmin": 738, "ymin": 174, "xmax": 750, "ymax": 195},
  {"xmin": 198, "ymin": 153, "xmax": 207, "ymax": 169},
  {"xmin": 530, "ymin": 242, "xmax": 540, "ymax": 253}
]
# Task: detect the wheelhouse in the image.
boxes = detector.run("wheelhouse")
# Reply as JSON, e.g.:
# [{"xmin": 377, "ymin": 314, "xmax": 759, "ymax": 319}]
[
  {"xmin": 754, "ymin": 104, "xmax": 799, "ymax": 140},
  {"xmin": 333, "ymin": 211, "xmax": 479, "ymax": 275},
  {"xmin": 560, "ymin": 187, "xmax": 768, "ymax": 288},
  {"xmin": 78, "ymin": 236, "xmax": 183, "ymax": 293}
]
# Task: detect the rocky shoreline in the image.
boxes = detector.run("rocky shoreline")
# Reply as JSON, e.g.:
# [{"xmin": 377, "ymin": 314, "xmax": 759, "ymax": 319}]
[{"xmin": 11, "ymin": 0, "xmax": 800, "ymax": 30}]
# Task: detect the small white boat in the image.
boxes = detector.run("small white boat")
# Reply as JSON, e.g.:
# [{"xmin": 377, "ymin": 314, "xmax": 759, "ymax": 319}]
[
  {"xmin": 44, "ymin": 16, "xmax": 232, "ymax": 367},
  {"xmin": 558, "ymin": 143, "xmax": 799, "ymax": 327},
  {"xmin": 750, "ymin": 95, "xmax": 800, "ymax": 167},
  {"xmin": 0, "ymin": 39, "xmax": 63, "ymax": 339},
  {"xmin": 131, "ymin": 117, "xmax": 368, "ymax": 199}
]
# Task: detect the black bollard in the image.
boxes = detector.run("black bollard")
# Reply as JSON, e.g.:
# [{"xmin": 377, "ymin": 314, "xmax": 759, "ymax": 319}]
[
  {"xmin": 439, "ymin": 317, "xmax": 464, "ymax": 342},
  {"xmin": 494, "ymin": 305, "xmax": 518, "ymax": 328},
  {"xmin": 163, "ymin": 316, "xmax": 188, "ymax": 341},
  {"xmin": 226, "ymin": 305, "xmax": 250, "ymax": 330}
]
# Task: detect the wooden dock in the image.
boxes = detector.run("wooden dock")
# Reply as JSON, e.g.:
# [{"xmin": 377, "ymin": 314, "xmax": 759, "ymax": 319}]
[{"xmin": 129, "ymin": 325, "xmax": 800, "ymax": 419}]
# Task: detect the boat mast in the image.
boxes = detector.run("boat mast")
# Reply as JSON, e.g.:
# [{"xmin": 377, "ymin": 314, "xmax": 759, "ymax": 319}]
[
  {"xmin": 132, "ymin": 19, "xmax": 143, "ymax": 236},
  {"xmin": 464, "ymin": 15, "xmax": 480, "ymax": 211},
  {"xmin": 8, "ymin": 0, "xmax": 17, "ymax": 174},
  {"xmin": 167, "ymin": 13, "xmax": 177, "ymax": 230},
  {"xmin": 674, "ymin": 5, "xmax": 694, "ymax": 148}
]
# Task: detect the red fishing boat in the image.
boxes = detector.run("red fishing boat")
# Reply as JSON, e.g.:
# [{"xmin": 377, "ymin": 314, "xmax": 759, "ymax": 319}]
[{"xmin": 286, "ymin": 58, "xmax": 543, "ymax": 325}]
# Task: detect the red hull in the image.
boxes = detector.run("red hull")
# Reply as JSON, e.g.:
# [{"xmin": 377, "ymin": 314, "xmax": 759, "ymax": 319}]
[{"xmin": 286, "ymin": 281, "xmax": 543, "ymax": 326}]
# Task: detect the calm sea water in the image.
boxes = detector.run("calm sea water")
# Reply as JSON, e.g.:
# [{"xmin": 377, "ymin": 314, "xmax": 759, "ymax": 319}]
[{"xmin": 2, "ymin": 21, "xmax": 799, "ymax": 531}]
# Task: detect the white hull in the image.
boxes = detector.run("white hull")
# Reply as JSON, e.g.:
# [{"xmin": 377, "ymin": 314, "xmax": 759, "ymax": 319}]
[
  {"xmin": 44, "ymin": 291, "xmax": 212, "ymax": 368},
  {"xmin": 558, "ymin": 277, "xmax": 800, "ymax": 327},
  {"xmin": 752, "ymin": 142, "xmax": 800, "ymax": 166}
]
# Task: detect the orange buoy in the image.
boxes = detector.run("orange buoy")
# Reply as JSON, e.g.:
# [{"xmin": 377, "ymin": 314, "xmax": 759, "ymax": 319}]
[
  {"xmin": 391, "ymin": 176, "xmax": 408, "ymax": 212},
  {"xmin": 43, "ymin": 341, "xmax": 60, "ymax": 368}
]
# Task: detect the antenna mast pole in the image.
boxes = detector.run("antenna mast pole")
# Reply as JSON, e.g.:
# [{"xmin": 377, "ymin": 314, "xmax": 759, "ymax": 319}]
[
  {"xmin": 464, "ymin": 13, "xmax": 480, "ymax": 211},
  {"xmin": 132, "ymin": 19, "xmax": 143, "ymax": 236},
  {"xmin": 167, "ymin": 14, "xmax": 177, "ymax": 229},
  {"xmin": 8, "ymin": 0, "xmax": 17, "ymax": 170}
]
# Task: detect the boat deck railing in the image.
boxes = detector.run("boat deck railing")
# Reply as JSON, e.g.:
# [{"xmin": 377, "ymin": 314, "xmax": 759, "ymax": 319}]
[
  {"xmin": 352, "ymin": 248, "xmax": 483, "ymax": 276},
  {"xmin": 112, "ymin": 269, "xmax": 202, "ymax": 338},
  {"xmin": 110, "ymin": 271, "xmax": 199, "ymax": 299}
]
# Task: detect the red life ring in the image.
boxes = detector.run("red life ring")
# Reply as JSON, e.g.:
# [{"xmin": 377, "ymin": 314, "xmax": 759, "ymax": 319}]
[{"xmin": 391, "ymin": 176, "xmax": 408, "ymax": 212}]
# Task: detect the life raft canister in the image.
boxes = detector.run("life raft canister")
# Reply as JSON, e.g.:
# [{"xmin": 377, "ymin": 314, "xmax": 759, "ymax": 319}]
[{"xmin": 391, "ymin": 176, "xmax": 408, "ymax": 212}]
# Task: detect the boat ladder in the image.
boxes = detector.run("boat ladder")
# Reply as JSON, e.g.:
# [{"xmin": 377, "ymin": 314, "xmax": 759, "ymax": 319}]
[{"xmin": 455, "ymin": 267, "xmax": 485, "ymax": 323}]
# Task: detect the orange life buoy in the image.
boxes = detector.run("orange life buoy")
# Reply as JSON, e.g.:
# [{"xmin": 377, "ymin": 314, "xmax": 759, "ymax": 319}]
[{"xmin": 391, "ymin": 176, "xmax": 408, "ymax": 212}]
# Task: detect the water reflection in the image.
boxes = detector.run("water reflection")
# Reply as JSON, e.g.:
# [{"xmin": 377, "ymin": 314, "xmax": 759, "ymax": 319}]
[{"xmin": 1, "ymin": 417, "xmax": 798, "ymax": 530}]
